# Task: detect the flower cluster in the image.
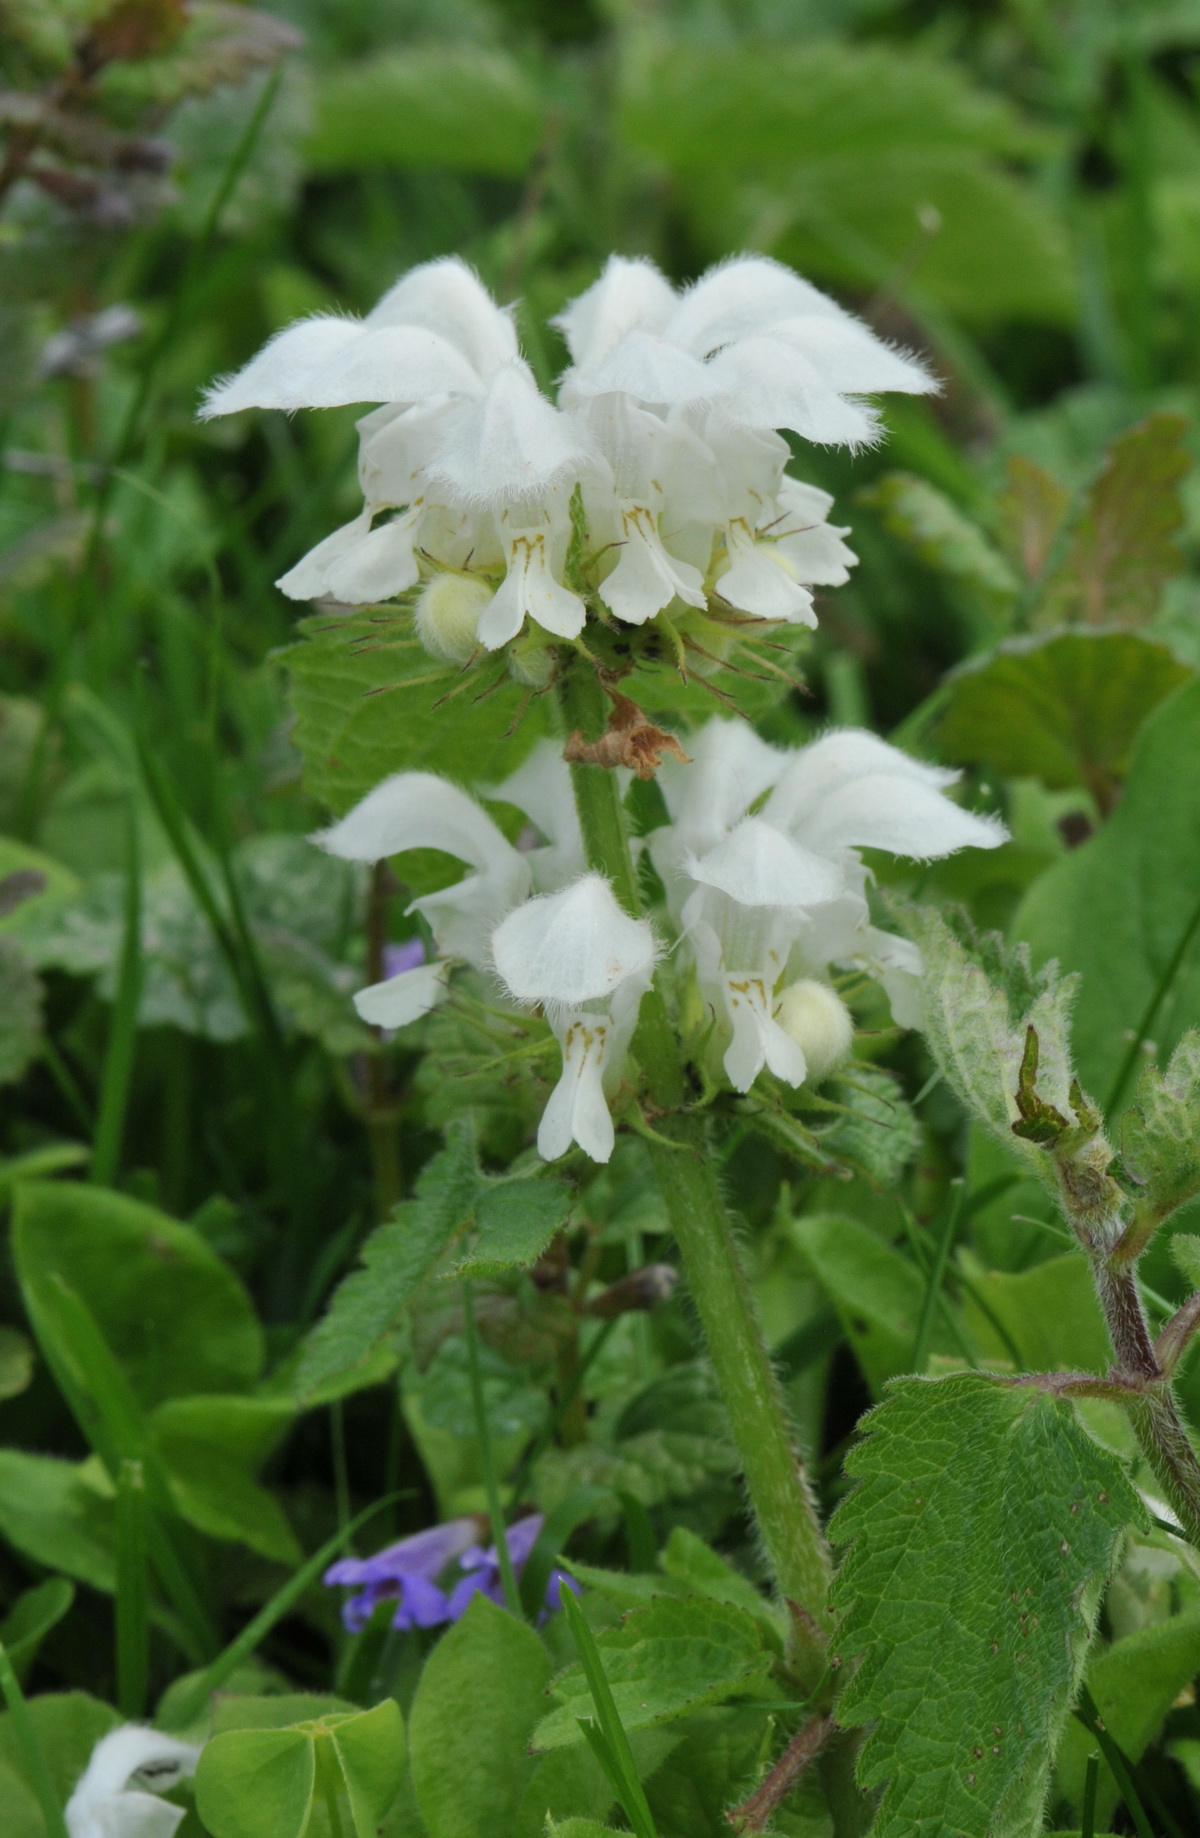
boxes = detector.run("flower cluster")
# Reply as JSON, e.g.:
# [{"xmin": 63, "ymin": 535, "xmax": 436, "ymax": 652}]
[
  {"xmin": 316, "ymin": 719, "xmax": 1004, "ymax": 1164},
  {"xmin": 324, "ymin": 1512, "xmax": 574, "ymax": 1631},
  {"xmin": 200, "ymin": 253, "xmax": 933, "ymax": 667}
]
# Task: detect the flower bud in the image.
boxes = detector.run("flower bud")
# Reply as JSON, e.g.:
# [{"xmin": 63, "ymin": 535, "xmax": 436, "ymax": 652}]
[
  {"xmin": 773, "ymin": 979, "xmax": 853, "ymax": 1083},
  {"xmin": 414, "ymin": 573, "xmax": 491, "ymax": 663}
]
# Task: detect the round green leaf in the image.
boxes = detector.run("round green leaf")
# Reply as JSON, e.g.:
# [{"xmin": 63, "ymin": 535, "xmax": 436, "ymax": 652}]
[{"xmin": 195, "ymin": 1728, "xmax": 316, "ymax": 1838}]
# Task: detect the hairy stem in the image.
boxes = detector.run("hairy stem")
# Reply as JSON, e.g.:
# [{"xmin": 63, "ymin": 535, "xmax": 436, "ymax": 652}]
[
  {"xmin": 557, "ymin": 656, "xmax": 832, "ymax": 1682},
  {"xmin": 646, "ymin": 1121, "xmax": 832, "ymax": 1684},
  {"xmin": 1095, "ymin": 1261, "xmax": 1200, "ymax": 1546}
]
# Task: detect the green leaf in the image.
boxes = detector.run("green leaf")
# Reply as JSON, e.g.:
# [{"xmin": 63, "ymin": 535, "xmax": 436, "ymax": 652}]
[
  {"xmin": 448, "ymin": 1172, "xmax": 573, "ymax": 1278},
  {"xmin": 330, "ymin": 1699, "xmax": 407, "ymax": 1838},
  {"xmin": 1118, "ymin": 1031, "xmax": 1200, "ymax": 1234},
  {"xmin": 0, "ymin": 840, "xmax": 79, "ymax": 943},
  {"xmin": 904, "ymin": 906, "xmax": 1078, "ymax": 1185},
  {"xmin": 11, "ymin": 1182, "xmax": 264, "ymax": 1406},
  {"xmin": 0, "ymin": 1454, "xmax": 115, "ymax": 1593},
  {"xmin": 1057, "ymin": 1611, "xmax": 1200, "ymax": 1825},
  {"xmin": 0, "ymin": 1327, "xmax": 34, "ymax": 1401},
  {"xmin": 534, "ymin": 1597, "xmax": 772, "ymax": 1751},
  {"xmin": 308, "ymin": 47, "xmax": 546, "ymax": 177},
  {"xmin": 960, "ymin": 1252, "xmax": 1111, "ymax": 1375},
  {"xmin": 283, "ymin": 613, "xmax": 552, "ymax": 818},
  {"xmin": 0, "ymin": 1692, "xmax": 120, "ymax": 1815},
  {"xmin": 0, "ymin": 1581, "xmax": 75, "ymax": 1687},
  {"xmin": 815, "ymin": 1065, "xmax": 921, "ymax": 1190},
  {"xmin": 408, "ymin": 1594, "xmax": 552, "ymax": 1838},
  {"xmin": 195, "ymin": 1726, "xmax": 317, "ymax": 1838},
  {"xmin": 1039, "ymin": 414, "xmax": 1191, "ymax": 628},
  {"xmin": 515, "ymin": 1747, "xmax": 616, "ymax": 1838},
  {"xmin": 1014, "ymin": 678, "xmax": 1200, "ymax": 1105},
  {"xmin": 296, "ymin": 1126, "xmax": 479, "ymax": 1398},
  {"xmin": 642, "ymin": 1706, "xmax": 828, "ymax": 1838},
  {"xmin": 0, "ymin": 940, "xmax": 42, "ymax": 1086},
  {"xmin": 831, "ymin": 1373, "xmax": 1143, "ymax": 1838},
  {"xmin": 864, "ymin": 473, "xmax": 1019, "ymax": 603},
  {"xmin": 788, "ymin": 1212, "xmax": 953, "ymax": 1397},
  {"xmin": 937, "ymin": 630, "xmax": 1191, "ymax": 810},
  {"xmin": 657, "ymin": 1528, "xmax": 784, "ymax": 1646}
]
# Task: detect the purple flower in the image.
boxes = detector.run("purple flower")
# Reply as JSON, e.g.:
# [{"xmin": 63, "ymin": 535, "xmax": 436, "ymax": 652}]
[
  {"xmin": 325, "ymin": 1510, "xmax": 580, "ymax": 1634},
  {"xmin": 383, "ymin": 938, "xmax": 426, "ymax": 979},
  {"xmin": 324, "ymin": 1516, "xmax": 481, "ymax": 1632}
]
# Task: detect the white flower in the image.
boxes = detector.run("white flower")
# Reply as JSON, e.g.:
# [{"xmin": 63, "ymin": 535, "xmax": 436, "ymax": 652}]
[
  {"xmin": 65, "ymin": 1725, "xmax": 200, "ymax": 1838},
  {"xmin": 557, "ymin": 253, "xmax": 936, "ymax": 447},
  {"xmin": 479, "ymin": 492, "xmax": 587, "ymax": 647},
  {"xmin": 491, "ymin": 875, "xmax": 657, "ymax": 1163},
  {"xmin": 315, "ymin": 750, "xmax": 586, "ymax": 1029},
  {"xmin": 651, "ymin": 719, "xmax": 1005, "ymax": 1092},
  {"xmin": 201, "ymin": 258, "xmax": 589, "ymax": 612}
]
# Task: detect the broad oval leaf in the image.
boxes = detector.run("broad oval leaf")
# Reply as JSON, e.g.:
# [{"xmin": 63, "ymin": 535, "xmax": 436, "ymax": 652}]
[{"xmin": 195, "ymin": 1727, "xmax": 316, "ymax": 1838}]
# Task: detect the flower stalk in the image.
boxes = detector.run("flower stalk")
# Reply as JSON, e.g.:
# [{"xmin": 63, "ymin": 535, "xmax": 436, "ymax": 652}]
[{"xmin": 557, "ymin": 655, "xmax": 832, "ymax": 1684}]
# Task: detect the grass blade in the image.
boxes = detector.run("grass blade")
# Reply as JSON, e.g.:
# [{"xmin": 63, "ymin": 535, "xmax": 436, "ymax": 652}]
[
  {"xmin": 1081, "ymin": 1750, "xmax": 1099, "ymax": 1838},
  {"xmin": 911, "ymin": 1180, "xmax": 965, "ymax": 1374},
  {"xmin": 91, "ymin": 799, "xmax": 142, "ymax": 1188},
  {"xmin": 0, "ymin": 1636, "xmax": 71, "ymax": 1838},
  {"xmin": 116, "ymin": 1458, "xmax": 150, "ymax": 1720},
  {"xmin": 461, "ymin": 1279, "xmax": 522, "ymax": 1616},
  {"xmin": 560, "ymin": 1583, "xmax": 659, "ymax": 1838},
  {"xmin": 1075, "ymin": 1685, "xmax": 1155, "ymax": 1838},
  {"xmin": 1105, "ymin": 886, "xmax": 1200, "ymax": 1120}
]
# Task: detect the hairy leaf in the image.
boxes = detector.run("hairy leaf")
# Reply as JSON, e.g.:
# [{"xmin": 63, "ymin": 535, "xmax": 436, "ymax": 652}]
[
  {"xmin": 1039, "ymin": 414, "xmax": 1190, "ymax": 628},
  {"xmin": 865, "ymin": 473, "xmax": 1018, "ymax": 602},
  {"xmin": 937, "ymin": 630, "xmax": 1191, "ymax": 811},
  {"xmin": 448, "ymin": 1172, "xmax": 573, "ymax": 1279},
  {"xmin": 409, "ymin": 1595, "xmax": 550, "ymax": 1838},
  {"xmin": 534, "ymin": 1596, "xmax": 772, "ymax": 1750},
  {"xmin": 831, "ymin": 1373, "xmax": 1143, "ymax": 1838},
  {"xmin": 904, "ymin": 907, "xmax": 1077, "ymax": 1183},
  {"xmin": 283, "ymin": 613, "xmax": 551, "ymax": 817},
  {"xmin": 1119, "ymin": 1030, "xmax": 1200, "ymax": 1232},
  {"xmin": 296, "ymin": 1127, "xmax": 479, "ymax": 1398},
  {"xmin": 817, "ymin": 1064, "xmax": 921, "ymax": 1189},
  {"xmin": 1015, "ymin": 677, "xmax": 1200, "ymax": 1102}
]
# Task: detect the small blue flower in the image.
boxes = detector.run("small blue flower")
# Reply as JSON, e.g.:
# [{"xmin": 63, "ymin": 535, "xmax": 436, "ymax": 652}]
[{"xmin": 324, "ymin": 1516, "xmax": 480, "ymax": 1632}]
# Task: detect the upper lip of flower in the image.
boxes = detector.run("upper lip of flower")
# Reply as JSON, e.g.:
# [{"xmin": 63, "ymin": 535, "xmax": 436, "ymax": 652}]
[{"xmin": 491, "ymin": 873, "xmax": 658, "ymax": 1008}]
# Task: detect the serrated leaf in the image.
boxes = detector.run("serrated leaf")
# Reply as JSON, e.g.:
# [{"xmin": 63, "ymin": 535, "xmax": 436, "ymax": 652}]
[
  {"xmin": 534, "ymin": 1597, "xmax": 772, "ymax": 1751},
  {"xmin": 1119, "ymin": 1030, "xmax": 1200, "ymax": 1233},
  {"xmin": 1014, "ymin": 677, "xmax": 1200, "ymax": 1103},
  {"xmin": 534, "ymin": 1431, "xmax": 736, "ymax": 1518},
  {"xmin": 658, "ymin": 1528, "xmax": 785, "ymax": 1645},
  {"xmin": 996, "ymin": 454, "xmax": 1071, "ymax": 585},
  {"xmin": 938, "ymin": 630, "xmax": 1191, "ymax": 809},
  {"xmin": 1039, "ymin": 413, "xmax": 1190, "ymax": 628},
  {"xmin": 283, "ymin": 613, "xmax": 552, "ymax": 817},
  {"xmin": 309, "ymin": 47, "xmax": 546, "ymax": 177},
  {"xmin": 817, "ymin": 1064, "xmax": 921, "ymax": 1189},
  {"xmin": 903, "ymin": 906, "xmax": 1077, "ymax": 1185},
  {"xmin": 448, "ymin": 1172, "xmax": 573, "ymax": 1278},
  {"xmin": 831, "ymin": 1373, "xmax": 1143, "ymax": 1838},
  {"xmin": 865, "ymin": 473, "xmax": 1018, "ymax": 602},
  {"xmin": 296, "ymin": 1127, "xmax": 479, "ymax": 1398}
]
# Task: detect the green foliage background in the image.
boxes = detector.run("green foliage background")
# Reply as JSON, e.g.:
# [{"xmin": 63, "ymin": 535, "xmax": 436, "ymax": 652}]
[{"xmin": 4, "ymin": 0, "xmax": 1200, "ymax": 1833}]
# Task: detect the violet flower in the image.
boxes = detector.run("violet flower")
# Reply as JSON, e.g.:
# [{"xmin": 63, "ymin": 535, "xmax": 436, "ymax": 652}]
[
  {"xmin": 324, "ymin": 1515, "xmax": 481, "ymax": 1632},
  {"xmin": 446, "ymin": 1513, "xmax": 579, "ymax": 1622}
]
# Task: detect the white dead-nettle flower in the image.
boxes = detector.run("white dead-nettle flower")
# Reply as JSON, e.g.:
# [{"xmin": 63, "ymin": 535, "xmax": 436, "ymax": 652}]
[
  {"xmin": 200, "ymin": 252, "xmax": 933, "ymax": 655},
  {"xmin": 650, "ymin": 719, "xmax": 1005, "ymax": 1091},
  {"xmin": 314, "ymin": 744, "xmax": 584, "ymax": 1029},
  {"xmin": 491, "ymin": 874, "xmax": 657, "ymax": 1164},
  {"xmin": 65, "ymin": 1725, "xmax": 201, "ymax": 1838}
]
